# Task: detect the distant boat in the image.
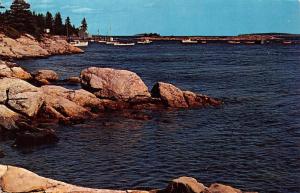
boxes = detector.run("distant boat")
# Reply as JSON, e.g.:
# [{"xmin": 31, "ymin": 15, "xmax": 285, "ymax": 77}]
[
  {"xmin": 113, "ymin": 42, "xmax": 135, "ymax": 46},
  {"xmin": 70, "ymin": 40, "xmax": 89, "ymax": 47},
  {"xmin": 283, "ymin": 41, "xmax": 292, "ymax": 44},
  {"xmin": 244, "ymin": 41, "xmax": 256, "ymax": 44},
  {"xmin": 106, "ymin": 37, "xmax": 116, "ymax": 45},
  {"xmin": 98, "ymin": 40, "xmax": 107, "ymax": 43},
  {"xmin": 182, "ymin": 39, "xmax": 198, "ymax": 44},
  {"xmin": 137, "ymin": 39, "xmax": 153, "ymax": 44},
  {"xmin": 201, "ymin": 41, "xmax": 207, "ymax": 44},
  {"xmin": 228, "ymin": 41, "xmax": 240, "ymax": 44}
]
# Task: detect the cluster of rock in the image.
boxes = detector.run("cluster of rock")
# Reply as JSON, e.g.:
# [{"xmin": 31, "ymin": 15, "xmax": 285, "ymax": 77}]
[
  {"xmin": 0, "ymin": 165, "xmax": 256, "ymax": 193},
  {"xmin": 0, "ymin": 33, "xmax": 83, "ymax": 59},
  {"xmin": 0, "ymin": 61, "xmax": 222, "ymax": 147}
]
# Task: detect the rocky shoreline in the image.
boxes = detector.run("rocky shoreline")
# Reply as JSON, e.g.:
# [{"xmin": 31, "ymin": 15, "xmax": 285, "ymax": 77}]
[
  {"xmin": 0, "ymin": 165, "xmax": 256, "ymax": 193},
  {"xmin": 0, "ymin": 33, "xmax": 83, "ymax": 60},
  {"xmin": 0, "ymin": 37, "xmax": 259, "ymax": 193},
  {"xmin": 0, "ymin": 60, "xmax": 222, "ymax": 147}
]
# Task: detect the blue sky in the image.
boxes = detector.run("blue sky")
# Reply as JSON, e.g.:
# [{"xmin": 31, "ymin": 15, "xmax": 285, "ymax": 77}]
[{"xmin": 2, "ymin": 0, "xmax": 300, "ymax": 35}]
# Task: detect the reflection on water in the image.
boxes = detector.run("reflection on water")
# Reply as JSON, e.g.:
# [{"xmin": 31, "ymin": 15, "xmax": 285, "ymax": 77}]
[{"xmin": 1, "ymin": 42, "xmax": 300, "ymax": 193}]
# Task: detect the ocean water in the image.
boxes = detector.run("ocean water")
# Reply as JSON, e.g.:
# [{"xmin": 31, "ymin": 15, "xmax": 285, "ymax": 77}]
[{"xmin": 1, "ymin": 42, "xmax": 300, "ymax": 193}]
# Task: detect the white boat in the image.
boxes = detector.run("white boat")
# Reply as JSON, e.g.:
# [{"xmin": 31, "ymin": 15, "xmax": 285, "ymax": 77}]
[
  {"xmin": 70, "ymin": 40, "xmax": 89, "ymax": 47},
  {"xmin": 98, "ymin": 40, "xmax": 107, "ymax": 43},
  {"xmin": 228, "ymin": 41, "xmax": 240, "ymax": 44},
  {"xmin": 137, "ymin": 39, "xmax": 153, "ymax": 44},
  {"xmin": 105, "ymin": 37, "xmax": 116, "ymax": 45},
  {"xmin": 244, "ymin": 41, "xmax": 256, "ymax": 44},
  {"xmin": 113, "ymin": 42, "xmax": 135, "ymax": 46},
  {"xmin": 106, "ymin": 41, "xmax": 116, "ymax": 45},
  {"xmin": 182, "ymin": 39, "xmax": 198, "ymax": 44}
]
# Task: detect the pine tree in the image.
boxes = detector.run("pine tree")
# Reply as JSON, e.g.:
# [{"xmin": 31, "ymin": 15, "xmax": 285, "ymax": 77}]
[
  {"xmin": 9, "ymin": 0, "xmax": 32, "ymax": 32},
  {"xmin": 45, "ymin": 11, "xmax": 53, "ymax": 33},
  {"xmin": 54, "ymin": 12, "xmax": 63, "ymax": 35},
  {"xmin": 81, "ymin": 17, "xmax": 88, "ymax": 32},
  {"xmin": 65, "ymin": 16, "xmax": 71, "ymax": 36}
]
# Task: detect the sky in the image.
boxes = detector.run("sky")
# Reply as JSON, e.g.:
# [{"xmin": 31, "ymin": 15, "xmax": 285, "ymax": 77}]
[{"xmin": 1, "ymin": 0, "xmax": 300, "ymax": 35}]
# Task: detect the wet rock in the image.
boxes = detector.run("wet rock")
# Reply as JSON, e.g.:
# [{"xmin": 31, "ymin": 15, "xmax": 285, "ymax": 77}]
[
  {"xmin": 0, "ymin": 78, "xmax": 43, "ymax": 117},
  {"xmin": 0, "ymin": 61, "xmax": 32, "ymax": 80},
  {"xmin": 159, "ymin": 177, "xmax": 206, "ymax": 193},
  {"xmin": 151, "ymin": 82, "xmax": 222, "ymax": 108},
  {"xmin": 183, "ymin": 91, "xmax": 203, "ymax": 107},
  {"xmin": 0, "ymin": 150, "xmax": 4, "ymax": 158},
  {"xmin": 151, "ymin": 82, "xmax": 188, "ymax": 108},
  {"xmin": 80, "ymin": 67, "xmax": 151, "ymax": 101},
  {"xmin": 206, "ymin": 183, "xmax": 243, "ymax": 193},
  {"xmin": 158, "ymin": 177, "xmax": 256, "ymax": 193},
  {"xmin": 33, "ymin": 69, "xmax": 59, "ymax": 85},
  {"xmin": 41, "ymin": 95, "xmax": 93, "ymax": 123},
  {"xmin": 64, "ymin": 76, "xmax": 81, "ymax": 84},
  {"xmin": 41, "ymin": 85, "xmax": 104, "ymax": 112},
  {"xmin": 122, "ymin": 111, "xmax": 153, "ymax": 121}
]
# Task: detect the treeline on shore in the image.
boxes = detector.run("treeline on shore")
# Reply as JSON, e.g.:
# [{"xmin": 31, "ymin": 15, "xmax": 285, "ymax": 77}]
[{"xmin": 0, "ymin": 0, "xmax": 88, "ymax": 39}]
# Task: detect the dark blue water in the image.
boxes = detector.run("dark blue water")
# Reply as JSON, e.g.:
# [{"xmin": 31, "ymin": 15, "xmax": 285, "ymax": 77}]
[{"xmin": 2, "ymin": 42, "xmax": 300, "ymax": 193}]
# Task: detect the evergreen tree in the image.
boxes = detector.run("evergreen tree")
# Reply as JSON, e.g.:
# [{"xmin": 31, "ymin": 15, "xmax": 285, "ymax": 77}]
[
  {"xmin": 80, "ymin": 17, "xmax": 88, "ymax": 32},
  {"xmin": 45, "ymin": 11, "xmax": 53, "ymax": 33},
  {"xmin": 54, "ymin": 12, "xmax": 63, "ymax": 35},
  {"xmin": 65, "ymin": 16, "xmax": 71, "ymax": 36},
  {"xmin": 9, "ymin": 0, "xmax": 32, "ymax": 32},
  {"xmin": 36, "ymin": 13, "xmax": 45, "ymax": 33}
]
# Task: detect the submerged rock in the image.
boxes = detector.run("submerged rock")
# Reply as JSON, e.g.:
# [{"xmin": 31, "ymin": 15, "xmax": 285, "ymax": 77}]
[
  {"xmin": 14, "ymin": 128, "xmax": 58, "ymax": 147},
  {"xmin": 80, "ymin": 67, "xmax": 151, "ymax": 101}
]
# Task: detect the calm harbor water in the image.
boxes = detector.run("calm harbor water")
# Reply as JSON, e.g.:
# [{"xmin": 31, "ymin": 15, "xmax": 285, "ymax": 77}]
[{"xmin": 2, "ymin": 42, "xmax": 300, "ymax": 193}]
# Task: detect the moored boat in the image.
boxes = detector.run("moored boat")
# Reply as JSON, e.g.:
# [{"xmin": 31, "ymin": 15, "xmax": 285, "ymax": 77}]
[
  {"xmin": 244, "ymin": 41, "xmax": 256, "ymax": 44},
  {"xmin": 283, "ymin": 41, "xmax": 292, "ymax": 44},
  {"xmin": 137, "ymin": 39, "xmax": 153, "ymax": 44},
  {"xmin": 113, "ymin": 42, "xmax": 135, "ymax": 46},
  {"xmin": 182, "ymin": 39, "xmax": 198, "ymax": 44},
  {"xmin": 70, "ymin": 40, "xmax": 89, "ymax": 47},
  {"xmin": 228, "ymin": 41, "xmax": 241, "ymax": 44}
]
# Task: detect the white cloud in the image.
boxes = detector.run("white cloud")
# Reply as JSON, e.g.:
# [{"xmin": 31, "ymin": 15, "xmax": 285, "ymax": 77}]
[{"xmin": 71, "ymin": 7, "xmax": 94, "ymax": 13}]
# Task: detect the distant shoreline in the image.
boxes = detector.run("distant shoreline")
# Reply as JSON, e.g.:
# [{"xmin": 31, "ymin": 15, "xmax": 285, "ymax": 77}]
[{"xmin": 90, "ymin": 33, "xmax": 300, "ymax": 44}]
